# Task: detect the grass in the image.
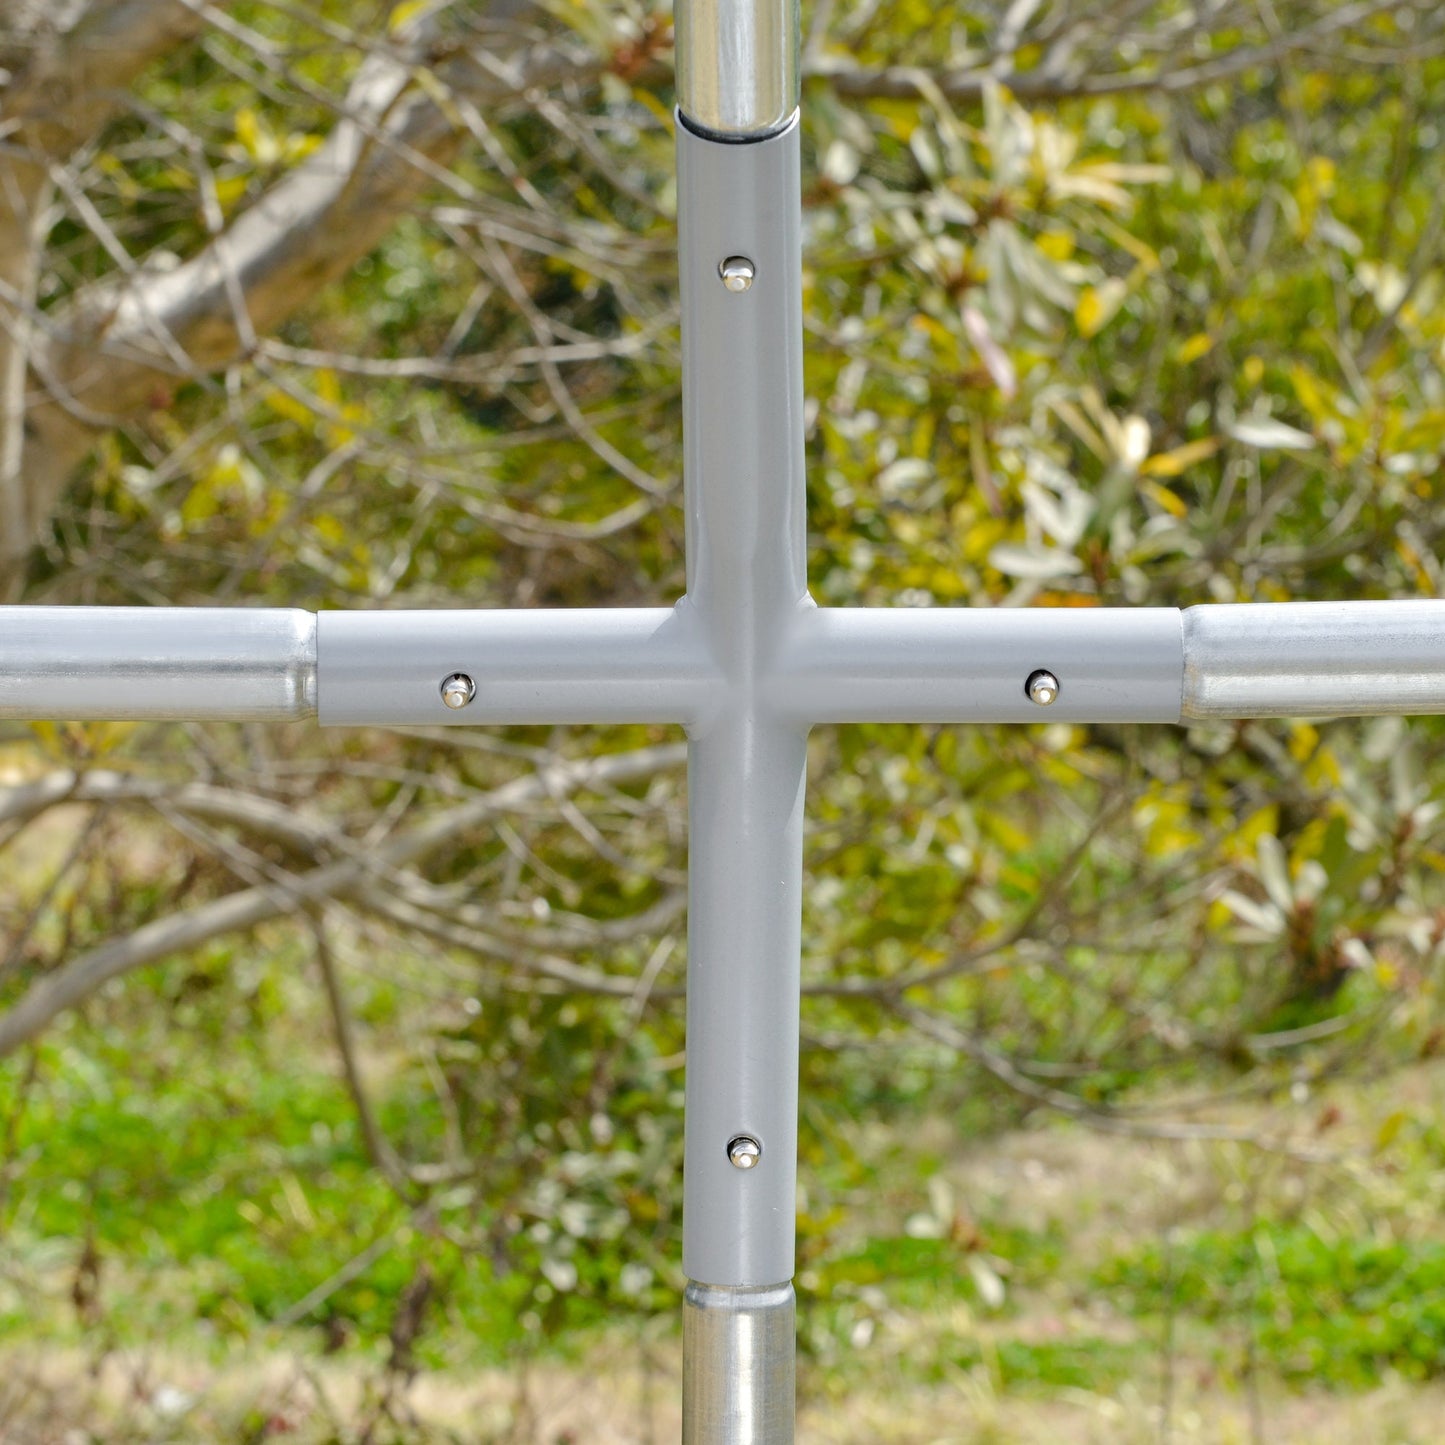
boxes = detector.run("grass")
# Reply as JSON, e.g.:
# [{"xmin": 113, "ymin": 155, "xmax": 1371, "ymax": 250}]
[
  {"xmin": 0, "ymin": 1028, "xmax": 634, "ymax": 1364},
  {"xmin": 8, "ymin": 920, "xmax": 1445, "ymax": 1439},
  {"xmin": 1099, "ymin": 1226, "xmax": 1445, "ymax": 1386}
]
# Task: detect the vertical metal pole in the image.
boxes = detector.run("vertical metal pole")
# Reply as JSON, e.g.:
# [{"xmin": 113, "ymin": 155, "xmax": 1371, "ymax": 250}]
[
  {"xmin": 675, "ymin": 0, "xmax": 800, "ymax": 140},
  {"xmin": 683, "ymin": 1283, "xmax": 797, "ymax": 1436},
  {"xmin": 675, "ymin": 22, "xmax": 805, "ymax": 1430}
]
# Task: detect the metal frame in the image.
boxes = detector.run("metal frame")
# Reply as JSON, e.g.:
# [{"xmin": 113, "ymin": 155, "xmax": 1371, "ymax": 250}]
[
  {"xmin": 5, "ymin": 5, "xmax": 1445, "ymax": 1440},
  {"xmin": 8, "ymin": 599, "xmax": 1445, "ymax": 727}
]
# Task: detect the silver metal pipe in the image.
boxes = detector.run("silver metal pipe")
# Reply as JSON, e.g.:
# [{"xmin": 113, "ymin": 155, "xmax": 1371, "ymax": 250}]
[
  {"xmin": 0, "ymin": 607, "xmax": 316, "ymax": 720},
  {"xmin": 1182, "ymin": 600, "xmax": 1445, "ymax": 718},
  {"xmin": 683, "ymin": 1282, "xmax": 795, "ymax": 1443},
  {"xmin": 317, "ymin": 606, "xmax": 715, "ymax": 726},
  {"xmin": 675, "ymin": 0, "xmax": 799, "ymax": 140},
  {"xmin": 773, "ymin": 605, "xmax": 1184, "ymax": 723}
]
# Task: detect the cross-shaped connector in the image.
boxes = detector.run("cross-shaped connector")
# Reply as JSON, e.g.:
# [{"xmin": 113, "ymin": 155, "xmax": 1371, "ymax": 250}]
[{"xmin": 1, "ymin": 23, "xmax": 1442, "ymax": 1445}]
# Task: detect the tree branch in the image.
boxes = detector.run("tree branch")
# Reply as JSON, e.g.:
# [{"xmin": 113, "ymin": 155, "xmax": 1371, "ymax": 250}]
[
  {"xmin": 1, "ymin": 1, "xmax": 230, "ymax": 162},
  {"xmin": 0, "ymin": 766, "xmax": 341, "ymax": 853},
  {"xmin": 10, "ymin": 11, "xmax": 599, "ymax": 562},
  {"xmin": 311, "ymin": 917, "xmax": 412, "ymax": 1192},
  {"xmin": 809, "ymin": 0, "xmax": 1437, "ymax": 104},
  {"xmin": 0, "ymin": 2, "xmax": 240, "ymax": 573},
  {"xmin": 0, "ymin": 741, "xmax": 684, "ymax": 1058}
]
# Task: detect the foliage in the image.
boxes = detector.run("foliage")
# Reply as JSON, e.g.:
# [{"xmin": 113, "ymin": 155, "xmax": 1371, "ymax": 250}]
[{"xmin": 4, "ymin": 0, "xmax": 1445, "ymax": 1435}]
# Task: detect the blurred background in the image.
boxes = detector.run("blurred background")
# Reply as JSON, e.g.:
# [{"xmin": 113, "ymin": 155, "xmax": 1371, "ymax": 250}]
[{"xmin": 3, "ymin": 2, "xmax": 1445, "ymax": 1440}]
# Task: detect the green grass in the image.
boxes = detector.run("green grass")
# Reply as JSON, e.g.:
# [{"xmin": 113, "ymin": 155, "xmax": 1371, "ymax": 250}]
[
  {"xmin": 1, "ymin": 1021, "xmax": 626, "ymax": 1365},
  {"xmin": 2, "ymin": 996, "xmax": 1106, "ymax": 1399},
  {"xmin": 1097, "ymin": 1226, "xmax": 1445, "ymax": 1387},
  {"xmin": 12, "ymin": 936, "xmax": 1445, "ymax": 1416},
  {"xmin": 14, "ymin": 1022, "xmax": 1445, "ymax": 1400}
]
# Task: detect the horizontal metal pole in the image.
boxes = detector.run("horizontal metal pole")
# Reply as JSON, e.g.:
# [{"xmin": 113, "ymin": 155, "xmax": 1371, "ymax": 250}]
[
  {"xmin": 6, "ymin": 600, "xmax": 1445, "ymax": 728},
  {"xmin": 0, "ymin": 607, "xmax": 316, "ymax": 721},
  {"xmin": 316, "ymin": 606, "xmax": 714, "ymax": 727},
  {"xmin": 1182, "ymin": 600, "xmax": 1445, "ymax": 718},
  {"xmin": 773, "ymin": 605, "xmax": 1185, "ymax": 723}
]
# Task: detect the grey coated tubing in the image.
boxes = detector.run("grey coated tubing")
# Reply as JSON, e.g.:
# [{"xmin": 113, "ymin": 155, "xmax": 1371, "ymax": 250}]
[
  {"xmin": 675, "ymin": 0, "xmax": 799, "ymax": 139},
  {"xmin": 14, "ymin": 598, "xmax": 1445, "ymax": 729},
  {"xmin": 679, "ymin": 115, "xmax": 807, "ymax": 1291},
  {"xmin": 684, "ymin": 715, "xmax": 805, "ymax": 1287},
  {"xmin": 0, "ymin": 607, "xmax": 316, "ymax": 720},
  {"xmin": 683, "ymin": 1283, "xmax": 796, "ymax": 1444},
  {"xmin": 317, "ymin": 607, "xmax": 712, "ymax": 726},
  {"xmin": 678, "ymin": 115, "xmax": 807, "ymax": 631},
  {"xmin": 775, "ymin": 605, "xmax": 1184, "ymax": 723},
  {"xmin": 1182, "ymin": 600, "xmax": 1445, "ymax": 718}
]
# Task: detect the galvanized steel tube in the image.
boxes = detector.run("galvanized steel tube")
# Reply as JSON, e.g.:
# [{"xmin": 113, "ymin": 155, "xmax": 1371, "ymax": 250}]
[
  {"xmin": 683, "ymin": 1283, "xmax": 795, "ymax": 1444},
  {"xmin": 1182, "ymin": 600, "xmax": 1445, "ymax": 718},
  {"xmin": 675, "ymin": 0, "xmax": 799, "ymax": 139},
  {"xmin": 0, "ymin": 607, "xmax": 316, "ymax": 720}
]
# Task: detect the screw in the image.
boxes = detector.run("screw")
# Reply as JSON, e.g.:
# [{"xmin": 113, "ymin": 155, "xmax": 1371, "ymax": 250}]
[
  {"xmin": 1025, "ymin": 669, "xmax": 1060, "ymax": 707},
  {"xmin": 726, "ymin": 1134, "xmax": 762, "ymax": 1170},
  {"xmin": 440, "ymin": 673, "xmax": 476, "ymax": 709},
  {"xmin": 719, "ymin": 256, "xmax": 755, "ymax": 293}
]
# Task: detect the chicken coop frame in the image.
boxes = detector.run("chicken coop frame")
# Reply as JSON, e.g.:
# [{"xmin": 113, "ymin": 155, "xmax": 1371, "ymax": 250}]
[{"xmin": 4, "ymin": 2, "xmax": 1445, "ymax": 1439}]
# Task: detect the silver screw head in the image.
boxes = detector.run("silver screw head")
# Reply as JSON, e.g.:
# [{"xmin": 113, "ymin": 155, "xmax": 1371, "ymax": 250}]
[
  {"xmin": 726, "ymin": 1134, "xmax": 762, "ymax": 1170},
  {"xmin": 1025, "ymin": 669, "xmax": 1060, "ymax": 707},
  {"xmin": 719, "ymin": 256, "xmax": 756, "ymax": 293},
  {"xmin": 440, "ymin": 672, "xmax": 476, "ymax": 710}
]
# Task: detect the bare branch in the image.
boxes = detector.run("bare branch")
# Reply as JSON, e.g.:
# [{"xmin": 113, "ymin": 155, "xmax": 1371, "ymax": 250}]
[
  {"xmin": 11, "ymin": 13, "xmax": 600, "ymax": 560},
  {"xmin": 0, "ymin": 766, "xmax": 340, "ymax": 852},
  {"xmin": 312, "ymin": 917, "xmax": 412, "ymax": 1192},
  {"xmin": 0, "ymin": 741, "xmax": 685, "ymax": 1058},
  {"xmin": 892, "ymin": 1002, "xmax": 1319, "ymax": 1148},
  {"xmin": 809, "ymin": 0, "xmax": 1438, "ymax": 104},
  {"xmin": 0, "ymin": 1, "xmax": 233, "ymax": 162}
]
